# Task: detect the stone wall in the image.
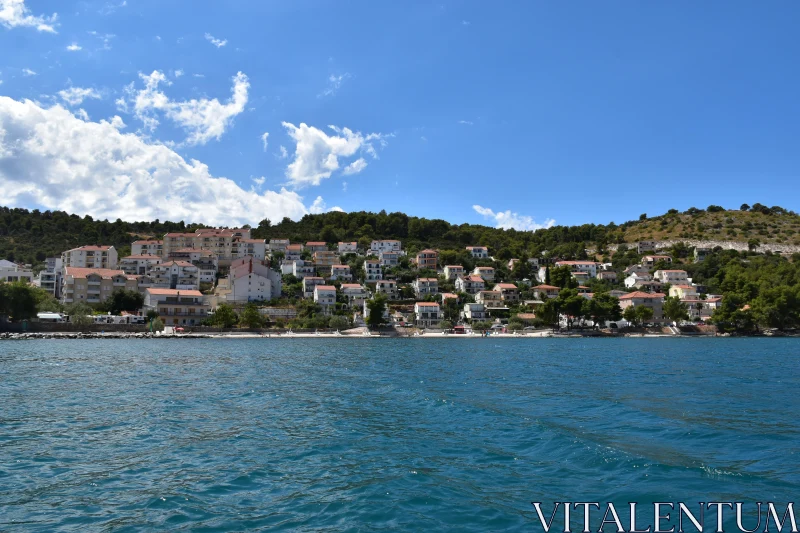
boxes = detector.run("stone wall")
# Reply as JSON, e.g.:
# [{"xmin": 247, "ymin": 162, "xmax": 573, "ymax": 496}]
[{"xmin": 604, "ymin": 240, "xmax": 800, "ymax": 254}]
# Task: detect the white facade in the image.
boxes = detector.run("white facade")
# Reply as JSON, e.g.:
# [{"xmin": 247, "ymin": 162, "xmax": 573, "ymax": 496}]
[
  {"xmin": 314, "ymin": 285, "xmax": 337, "ymax": 314},
  {"xmin": 414, "ymin": 302, "xmax": 441, "ymax": 327},
  {"xmin": 292, "ymin": 260, "xmax": 316, "ymax": 279},
  {"xmin": 653, "ymin": 270, "xmax": 690, "ymax": 285},
  {"xmin": 413, "ymin": 278, "xmax": 438, "ymax": 297},
  {"xmin": 443, "ymin": 265, "xmax": 465, "ymax": 280},
  {"xmin": 364, "ymin": 260, "xmax": 383, "ymax": 281},
  {"xmin": 62, "ymin": 245, "xmax": 119, "ymax": 270},
  {"xmin": 624, "ymin": 272, "xmax": 652, "ymax": 288},
  {"xmin": 149, "ymin": 261, "xmax": 200, "ymax": 290},
  {"xmin": 466, "ymin": 246, "xmax": 489, "ymax": 258},
  {"xmin": 472, "ymin": 266, "xmax": 495, "ymax": 281},
  {"xmin": 370, "ymin": 240, "xmax": 402, "ymax": 254},
  {"xmin": 225, "ymin": 258, "xmax": 282, "ymax": 303},
  {"xmin": 379, "ymin": 251, "xmax": 402, "ymax": 267},
  {"xmin": 269, "ymin": 239, "xmax": 290, "ymax": 253},
  {"xmin": 131, "ymin": 240, "xmax": 163, "ymax": 256},
  {"xmin": 554, "ymin": 261, "xmax": 599, "ymax": 278},
  {"xmin": 338, "ymin": 242, "xmax": 358, "ymax": 254},
  {"xmin": 455, "ymin": 275, "xmax": 485, "ymax": 295},
  {"xmin": 375, "ymin": 280, "xmax": 398, "ymax": 299},
  {"xmin": 0, "ymin": 260, "xmax": 34, "ymax": 284},
  {"xmin": 462, "ymin": 302, "xmax": 487, "ymax": 321},
  {"xmin": 119, "ymin": 255, "xmax": 163, "ymax": 276},
  {"xmin": 235, "ymin": 239, "xmax": 268, "ymax": 260},
  {"xmin": 303, "ymin": 277, "xmax": 325, "ymax": 298},
  {"xmin": 329, "ymin": 265, "xmax": 353, "ymax": 281}
]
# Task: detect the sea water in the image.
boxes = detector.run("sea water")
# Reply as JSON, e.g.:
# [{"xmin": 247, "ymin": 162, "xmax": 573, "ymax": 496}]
[{"xmin": 1, "ymin": 338, "xmax": 798, "ymax": 531}]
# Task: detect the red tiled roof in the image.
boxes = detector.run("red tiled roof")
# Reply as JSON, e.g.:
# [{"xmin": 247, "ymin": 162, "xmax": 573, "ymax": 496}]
[
  {"xmin": 534, "ymin": 284, "xmax": 559, "ymax": 290},
  {"xmin": 306, "ymin": 241, "xmax": 327, "ymax": 246},
  {"xmin": 68, "ymin": 245, "xmax": 114, "ymax": 252},
  {"xmin": 341, "ymin": 284, "xmax": 363, "ymax": 289},
  {"xmin": 132, "ymin": 240, "xmax": 162, "ymax": 244},
  {"xmin": 495, "ymin": 283, "xmax": 517, "ymax": 289},
  {"xmin": 418, "ymin": 249, "xmax": 437, "ymax": 254},
  {"xmin": 165, "ymin": 232, "xmax": 197, "ymax": 237},
  {"xmin": 315, "ymin": 285, "xmax": 337, "ymax": 291},
  {"xmin": 655, "ymin": 270, "xmax": 688, "ymax": 273},
  {"xmin": 556, "ymin": 261, "xmax": 598, "ymax": 265},
  {"xmin": 464, "ymin": 275, "xmax": 485, "ymax": 282},
  {"xmin": 64, "ymin": 267, "xmax": 126, "ymax": 279},
  {"xmin": 416, "ymin": 302, "xmax": 440, "ymax": 307},
  {"xmin": 146, "ymin": 288, "xmax": 203, "ymax": 296},
  {"xmin": 417, "ymin": 278, "xmax": 438, "ymax": 282},
  {"xmin": 619, "ymin": 291, "xmax": 666, "ymax": 300},
  {"xmin": 445, "ymin": 265, "xmax": 464, "ymax": 269},
  {"xmin": 122, "ymin": 255, "xmax": 162, "ymax": 260}
]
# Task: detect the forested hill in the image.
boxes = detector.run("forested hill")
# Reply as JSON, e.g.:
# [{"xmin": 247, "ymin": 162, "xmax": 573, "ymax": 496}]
[{"xmin": 1, "ymin": 203, "xmax": 798, "ymax": 267}]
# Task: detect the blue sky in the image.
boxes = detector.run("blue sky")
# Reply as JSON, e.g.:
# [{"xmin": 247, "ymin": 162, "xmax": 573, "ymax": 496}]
[{"xmin": 1, "ymin": 1, "xmax": 799, "ymax": 229}]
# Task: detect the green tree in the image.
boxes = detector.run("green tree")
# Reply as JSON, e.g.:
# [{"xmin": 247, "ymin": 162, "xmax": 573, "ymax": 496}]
[
  {"xmin": 663, "ymin": 296, "xmax": 689, "ymax": 323},
  {"xmin": 550, "ymin": 266, "xmax": 577, "ymax": 289},
  {"xmin": 107, "ymin": 289, "xmax": 145, "ymax": 315},
  {"xmin": 238, "ymin": 303, "xmax": 263, "ymax": 328},
  {"xmin": 440, "ymin": 319, "xmax": 454, "ymax": 330},
  {"xmin": 623, "ymin": 306, "xmax": 639, "ymax": 326},
  {"xmin": 538, "ymin": 298, "xmax": 561, "ymax": 329},
  {"xmin": 586, "ymin": 292, "xmax": 622, "ymax": 328},
  {"xmin": 366, "ymin": 295, "xmax": 387, "ymax": 327},
  {"xmin": 329, "ymin": 315, "xmax": 350, "ymax": 330},
  {"xmin": 64, "ymin": 302, "xmax": 95, "ymax": 326},
  {"xmin": 544, "ymin": 266, "xmax": 551, "ymax": 285},
  {"xmin": 213, "ymin": 303, "xmax": 238, "ymax": 328},
  {"xmin": 0, "ymin": 281, "xmax": 38, "ymax": 320}
]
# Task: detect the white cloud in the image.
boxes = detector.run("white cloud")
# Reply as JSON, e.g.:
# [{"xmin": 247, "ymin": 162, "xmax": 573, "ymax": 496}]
[
  {"xmin": 66, "ymin": 43, "xmax": 81, "ymax": 51},
  {"xmin": 58, "ymin": 87, "xmax": 101, "ymax": 106},
  {"xmin": 87, "ymin": 30, "xmax": 114, "ymax": 50},
  {"xmin": 281, "ymin": 122, "xmax": 387, "ymax": 187},
  {"xmin": 118, "ymin": 70, "xmax": 249, "ymax": 146},
  {"xmin": 309, "ymin": 196, "xmax": 344, "ymax": 214},
  {"xmin": 22, "ymin": 68, "xmax": 36, "ymax": 76},
  {"xmin": 173, "ymin": 69, "xmax": 184, "ymax": 78},
  {"xmin": 204, "ymin": 33, "xmax": 227, "ymax": 48},
  {"xmin": 458, "ymin": 120, "xmax": 473, "ymax": 125},
  {"xmin": 342, "ymin": 157, "xmax": 367, "ymax": 175},
  {"xmin": 252, "ymin": 176, "xmax": 265, "ymax": 187},
  {"xmin": 319, "ymin": 73, "xmax": 350, "ymax": 97},
  {"xmin": 473, "ymin": 205, "xmax": 555, "ymax": 231},
  {"xmin": 462, "ymin": 20, "xmax": 470, "ymax": 26},
  {"xmin": 0, "ymin": 96, "xmax": 324, "ymax": 226},
  {"xmin": 342, "ymin": 181, "xmax": 347, "ymax": 192},
  {"xmin": 278, "ymin": 145, "xmax": 288, "ymax": 159},
  {"xmin": 260, "ymin": 131, "xmax": 269, "ymax": 152},
  {"xmin": 0, "ymin": 0, "xmax": 57, "ymax": 32},
  {"xmin": 192, "ymin": 73, "xmax": 205, "ymax": 78}
]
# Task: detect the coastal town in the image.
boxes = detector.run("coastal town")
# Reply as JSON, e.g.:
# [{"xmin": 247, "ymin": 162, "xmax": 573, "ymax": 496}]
[{"xmin": 0, "ymin": 227, "xmax": 727, "ymax": 334}]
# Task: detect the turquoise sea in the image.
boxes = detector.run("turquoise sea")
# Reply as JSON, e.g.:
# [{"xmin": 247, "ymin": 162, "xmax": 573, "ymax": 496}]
[{"xmin": 1, "ymin": 338, "xmax": 798, "ymax": 532}]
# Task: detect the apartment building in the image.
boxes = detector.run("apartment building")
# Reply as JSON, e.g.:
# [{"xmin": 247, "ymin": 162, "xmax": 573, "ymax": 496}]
[
  {"xmin": 62, "ymin": 245, "xmax": 118, "ymax": 270},
  {"xmin": 235, "ymin": 239, "xmax": 268, "ymax": 261},
  {"xmin": 269, "ymin": 239, "xmax": 290, "ymax": 253},
  {"xmin": 329, "ymin": 265, "xmax": 353, "ymax": 281},
  {"xmin": 637, "ymin": 241, "xmax": 657, "ymax": 254},
  {"xmin": 61, "ymin": 267, "xmax": 138, "ymax": 305},
  {"xmin": 379, "ymin": 251, "xmax": 402, "ymax": 267},
  {"xmin": 532, "ymin": 284, "xmax": 560, "ymax": 299},
  {"xmin": 0, "ymin": 259, "xmax": 33, "ymax": 284},
  {"xmin": 462, "ymin": 302, "xmax": 487, "ymax": 321},
  {"xmin": 166, "ymin": 249, "xmax": 218, "ymax": 283},
  {"xmin": 370, "ymin": 240, "xmax": 402, "ymax": 254},
  {"xmin": 414, "ymin": 302, "xmax": 441, "ymax": 328},
  {"xmin": 493, "ymin": 283, "xmax": 520, "ymax": 303},
  {"xmin": 313, "ymin": 251, "xmax": 339, "ymax": 268},
  {"xmin": 443, "ymin": 265, "xmax": 465, "ymax": 280},
  {"xmin": 291, "ymin": 260, "xmax": 316, "ymax": 279},
  {"xmin": 642, "ymin": 255, "xmax": 672, "ymax": 268},
  {"xmin": 653, "ymin": 269, "xmax": 689, "ymax": 285},
  {"xmin": 314, "ymin": 285, "xmax": 337, "ymax": 315},
  {"xmin": 37, "ymin": 257, "xmax": 62, "ymax": 297},
  {"xmin": 144, "ymin": 288, "xmax": 209, "ymax": 326},
  {"xmin": 364, "ymin": 259, "xmax": 383, "ymax": 281},
  {"xmin": 455, "ymin": 275, "xmax": 485, "ymax": 294},
  {"xmin": 131, "ymin": 240, "xmax": 163, "ymax": 256},
  {"xmin": 119, "ymin": 255, "xmax": 163, "ymax": 276},
  {"xmin": 475, "ymin": 290, "xmax": 503, "ymax": 307},
  {"xmin": 415, "ymin": 249, "xmax": 438, "ymax": 270},
  {"xmin": 222, "ymin": 257, "xmax": 282, "ymax": 303},
  {"xmin": 162, "ymin": 228, "xmax": 251, "ymax": 264},
  {"xmin": 338, "ymin": 242, "xmax": 358, "ymax": 254},
  {"xmin": 285, "ymin": 244, "xmax": 304, "ymax": 261},
  {"xmin": 341, "ymin": 284, "xmax": 368, "ymax": 307},
  {"xmin": 374, "ymin": 280, "xmax": 398, "ymax": 299},
  {"xmin": 473, "ymin": 266, "xmax": 495, "ymax": 281},
  {"xmin": 303, "ymin": 276, "xmax": 326, "ymax": 298},
  {"xmin": 149, "ymin": 261, "xmax": 200, "ymax": 290},
  {"xmin": 619, "ymin": 291, "xmax": 665, "ymax": 322},
  {"xmin": 554, "ymin": 260, "xmax": 599, "ymax": 278},
  {"xmin": 466, "ymin": 246, "xmax": 489, "ymax": 258},
  {"xmin": 306, "ymin": 242, "xmax": 328, "ymax": 253},
  {"xmin": 413, "ymin": 278, "xmax": 438, "ymax": 297}
]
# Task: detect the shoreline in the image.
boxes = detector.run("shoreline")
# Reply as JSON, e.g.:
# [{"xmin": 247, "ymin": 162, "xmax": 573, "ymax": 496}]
[{"xmin": 4, "ymin": 331, "xmax": 788, "ymax": 340}]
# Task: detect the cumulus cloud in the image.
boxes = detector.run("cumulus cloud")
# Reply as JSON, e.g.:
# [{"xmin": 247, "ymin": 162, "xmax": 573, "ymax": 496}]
[
  {"xmin": 319, "ymin": 73, "xmax": 350, "ymax": 97},
  {"xmin": 342, "ymin": 157, "xmax": 367, "ymax": 175},
  {"xmin": 278, "ymin": 145, "xmax": 288, "ymax": 159},
  {"xmin": 282, "ymin": 122, "xmax": 386, "ymax": 187},
  {"xmin": 58, "ymin": 87, "xmax": 101, "ymax": 106},
  {"xmin": 473, "ymin": 205, "xmax": 555, "ymax": 231},
  {"xmin": 0, "ymin": 0, "xmax": 57, "ymax": 32},
  {"xmin": 22, "ymin": 68, "xmax": 36, "ymax": 76},
  {"xmin": 117, "ymin": 70, "xmax": 249, "ymax": 146},
  {"xmin": 173, "ymin": 69, "xmax": 184, "ymax": 78},
  {"xmin": 458, "ymin": 120, "xmax": 473, "ymax": 125},
  {"xmin": 66, "ymin": 43, "xmax": 81, "ymax": 51},
  {"xmin": 0, "ymin": 96, "xmax": 326, "ymax": 226},
  {"xmin": 204, "ymin": 33, "xmax": 227, "ymax": 48},
  {"xmin": 260, "ymin": 131, "xmax": 269, "ymax": 151},
  {"xmin": 252, "ymin": 176, "xmax": 265, "ymax": 187},
  {"xmin": 309, "ymin": 196, "xmax": 344, "ymax": 214}
]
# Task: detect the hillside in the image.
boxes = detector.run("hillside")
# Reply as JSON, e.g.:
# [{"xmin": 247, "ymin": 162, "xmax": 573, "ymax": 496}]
[{"xmin": 1, "ymin": 204, "xmax": 798, "ymax": 267}]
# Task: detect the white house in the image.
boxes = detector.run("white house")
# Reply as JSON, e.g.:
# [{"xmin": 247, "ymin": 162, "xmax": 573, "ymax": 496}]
[
  {"xmin": 455, "ymin": 275, "xmax": 485, "ymax": 294},
  {"xmin": 303, "ymin": 276, "xmax": 326, "ymax": 298},
  {"xmin": 224, "ymin": 257, "xmax": 282, "ymax": 303},
  {"xmin": 364, "ymin": 259, "xmax": 383, "ymax": 281},
  {"xmin": 414, "ymin": 302, "xmax": 441, "ymax": 327},
  {"xmin": 443, "ymin": 265, "xmax": 465, "ymax": 280},
  {"xmin": 234, "ymin": 239, "xmax": 268, "ymax": 260},
  {"xmin": 466, "ymin": 246, "xmax": 489, "ymax": 259},
  {"xmin": 472, "ymin": 266, "xmax": 495, "ymax": 281},
  {"xmin": 493, "ymin": 283, "xmax": 520, "ymax": 303},
  {"xmin": 338, "ymin": 242, "xmax": 358, "ymax": 254},
  {"xmin": 341, "ymin": 283, "xmax": 369, "ymax": 307},
  {"xmin": 329, "ymin": 264, "xmax": 353, "ymax": 281},
  {"xmin": 314, "ymin": 285, "xmax": 337, "ymax": 314},
  {"xmin": 269, "ymin": 239, "xmax": 290, "ymax": 253},
  {"xmin": 370, "ymin": 240, "xmax": 402, "ymax": 254},
  {"xmin": 131, "ymin": 240, "xmax": 163, "ymax": 257},
  {"xmin": 375, "ymin": 279, "xmax": 398, "ymax": 299},
  {"xmin": 119, "ymin": 254, "xmax": 163, "ymax": 276},
  {"xmin": 285, "ymin": 244, "xmax": 303, "ymax": 261},
  {"xmin": 554, "ymin": 261, "xmax": 599, "ymax": 278},
  {"xmin": 462, "ymin": 302, "xmax": 487, "ymax": 321},
  {"xmin": 292, "ymin": 260, "xmax": 316, "ymax": 279},
  {"xmin": 379, "ymin": 251, "xmax": 402, "ymax": 267},
  {"xmin": 0, "ymin": 259, "xmax": 34, "ymax": 284},
  {"xmin": 624, "ymin": 272, "xmax": 653, "ymax": 288},
  {"xmin": 413, "ymin": 278, "xmax": 438, "ymax": 297},
  {"xmin": 61, "ymin": 245, "xmax": 119, "ymax": 270},
  {"xmin": 653, "ymin": 269, "xmax": 690, "ymax": 285},
  {"xmin": 149, "ymin": 261, "xmax": 200, "ymax": 290},
  {"xmin": 144, "ymin": 288, "xmax": 209, "ymax": 326}
]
